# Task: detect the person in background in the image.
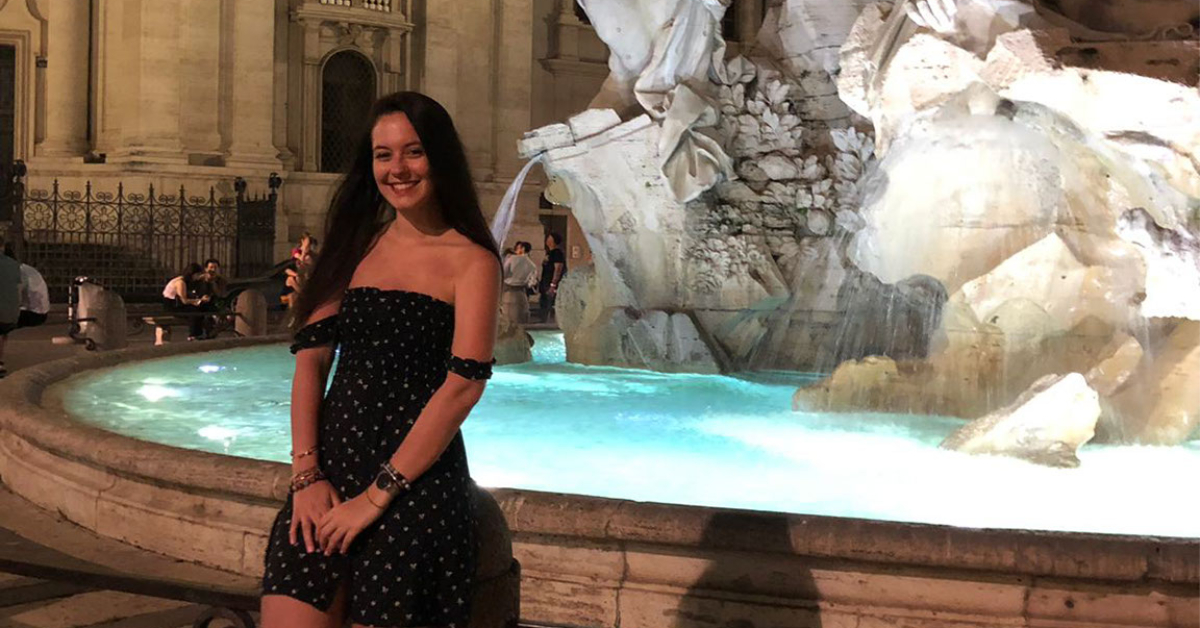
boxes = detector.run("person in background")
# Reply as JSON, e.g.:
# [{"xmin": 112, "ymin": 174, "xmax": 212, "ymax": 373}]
[
  {"xmin": 0, "ymin": 235, "xmax": 21, "ymax": 379},
  {"xmin": 291, "ymin": 232, "xmax": 315, "ymax": 260},
  {"xmin": 162, "ymin": 263, "xmax": 211, "ymax": 340},
  {"xmin": 501, "ymin": 241, "xmax": 537, "ymax": 324},
  {"xmin": 282, "ymin": 236, "xmax": 318, "ymax": 308},
  {"xmin": 538, "ymin": 232, "xmax": 566, "ymax": 323},
  {"xmin": 17, "ymin": 259, "xmax": 49, "ymax": 331},
  {"xmin": 203, "ymin": 258, "xmax": 229, "ymax": 301}
]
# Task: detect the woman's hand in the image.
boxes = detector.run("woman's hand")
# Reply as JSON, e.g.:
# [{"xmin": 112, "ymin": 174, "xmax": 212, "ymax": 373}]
[
  {"xmin": 289, "ymin": 480, "xmax": 341, "ymax": 553},
  {"xmin": 316, "ymin": 492, "xmax": 387, "ymax": 555}
]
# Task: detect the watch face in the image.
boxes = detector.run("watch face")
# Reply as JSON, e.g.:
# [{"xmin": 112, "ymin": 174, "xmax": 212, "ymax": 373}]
[{"xmin": 375, "ymin": 472, "xmax": 395, "ymax": 492}]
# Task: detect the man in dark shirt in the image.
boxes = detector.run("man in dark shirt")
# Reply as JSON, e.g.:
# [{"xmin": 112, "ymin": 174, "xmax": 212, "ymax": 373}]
[
  {"xmin": 538, "ymin": 232, "xmax": 567, "ymax": 323},
  {"xmin": 0, "ymin": 235, "xmax": 22, "ymax": 378}
]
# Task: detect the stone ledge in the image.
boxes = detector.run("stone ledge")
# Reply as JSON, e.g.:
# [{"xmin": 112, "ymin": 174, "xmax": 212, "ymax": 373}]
[
  {"xmin": 4, "ymin": 341, "xmax": 1194, "ymax": 585},
  {"xmin": 491, "ymin": 489, "xmax": 1199, "ymax": 585}
]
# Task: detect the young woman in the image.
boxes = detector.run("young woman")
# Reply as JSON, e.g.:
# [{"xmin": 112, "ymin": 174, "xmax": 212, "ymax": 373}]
[{"xmin": 260, "ymin": 92, "xmax": 500, "ymax": 628}]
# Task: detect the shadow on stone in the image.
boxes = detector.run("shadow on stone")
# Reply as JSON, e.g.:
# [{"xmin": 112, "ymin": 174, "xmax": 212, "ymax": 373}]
[{"xmin": 673, "ymin": 511, "xmax": 821, "ymax": 628}]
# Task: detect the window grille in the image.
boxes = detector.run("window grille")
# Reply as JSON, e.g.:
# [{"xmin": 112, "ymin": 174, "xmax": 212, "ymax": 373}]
[{"xmin": 321, "ymin": 51, "xmax": 376, "ymax": 174}]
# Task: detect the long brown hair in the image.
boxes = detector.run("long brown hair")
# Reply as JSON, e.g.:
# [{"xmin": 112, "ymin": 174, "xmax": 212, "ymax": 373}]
[{"xmin": 290, "ymin": 92, "xmax": 500, "ymax": 330}]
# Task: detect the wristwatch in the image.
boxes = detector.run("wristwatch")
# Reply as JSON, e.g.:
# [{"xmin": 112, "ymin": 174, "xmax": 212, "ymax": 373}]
[
  {"xmin": 374, "ymin": 470, "xmax": 400, "ymax": 496},
  {"xmin": 374, "ymin": 462, "xmax": 411, "ymax": 497}
]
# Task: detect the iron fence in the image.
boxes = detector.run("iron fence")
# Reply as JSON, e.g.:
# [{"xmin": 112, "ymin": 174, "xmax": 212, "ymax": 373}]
[{"xmin": 16, "ymin": 175, "xmax": 279, "ymax": 303}]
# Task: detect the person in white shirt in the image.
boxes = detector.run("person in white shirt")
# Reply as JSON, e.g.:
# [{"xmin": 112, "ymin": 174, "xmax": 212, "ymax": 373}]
[
  {"xmin": 162, "ymin": 263, "xmax": 212, "ymax": 340},
  {"xmin": 501, "ymin": 241, "xmax": 537, "ymax": 324},
  {"xmin": 17, "ymin": 262, "xmax": 49, "ymax": 329}
]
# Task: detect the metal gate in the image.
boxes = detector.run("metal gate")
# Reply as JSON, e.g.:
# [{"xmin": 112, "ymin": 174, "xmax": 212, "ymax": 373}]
[
  {"xmin": 15, "ymin": 174, "xmax": 279, "ymax": 302},
  {"xmin": 234, "ymin": 174, "xmax": 280, "ymax": 280}
]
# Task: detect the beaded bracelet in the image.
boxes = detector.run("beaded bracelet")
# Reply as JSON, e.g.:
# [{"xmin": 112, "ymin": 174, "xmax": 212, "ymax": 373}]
[{"xmin": 290, "ymin": 468, "xmax": 327, "ymax": 493}]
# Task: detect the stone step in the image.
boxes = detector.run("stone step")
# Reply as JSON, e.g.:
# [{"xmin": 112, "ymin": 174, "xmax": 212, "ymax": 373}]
[
  {"xmin": 0, "ymin": 589, "xmax": 215, "ymax": 627},
  {"xmin": 0, "ymin": 574, "xmax": 88, "ymax": 609}
]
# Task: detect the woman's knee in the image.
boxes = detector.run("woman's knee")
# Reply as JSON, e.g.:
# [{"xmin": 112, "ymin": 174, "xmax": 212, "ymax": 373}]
[{"xmin": 260, "ymin": 585, "xmax": 347, "ymax": 628}]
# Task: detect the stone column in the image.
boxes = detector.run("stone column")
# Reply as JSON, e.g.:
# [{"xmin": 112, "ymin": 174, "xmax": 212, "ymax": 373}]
[
  {"xmin": 296, "ymin": 18, "xmax": 322, "ymax": 172},
  {"xmin": 380, "ymin": 28, "xmax": 408, "ymax": 94},
  {"xmin": 271, "ymin": 0, "xmax": 295, "ymax": 168},
  {"xmin": 226, "ymin": 0, "xmax": 280, "ymax": 168},
  {"xmin": 493, "ymin": 0, "xmax": 534, "ymax": 179},
  {"xmin": 36, "ymin": 0, "xmax": 90, "ymax": 158},
  {"xmin": 422, "ymin": 0, "xmax": 462, "ymax": 117},
  {"xmin": 552, "ymin": 0, "xmax": 583, "ymax": 60},
  {"xmin": 179, "ymin": 0, "xmax": 223, "ymax": 160},
  {"xmin": 109, "ymin": 0, "xmax": 185, "ymax": 163},
  {"xmin": 455, "ymin": 0, "xmax": 496, "ymax": 178}
]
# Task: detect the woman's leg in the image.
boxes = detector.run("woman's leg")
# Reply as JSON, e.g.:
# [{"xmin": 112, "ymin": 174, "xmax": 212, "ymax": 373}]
[{"xmin": 261, "ymin": 581, "xmax": 347, "ymax": 628}]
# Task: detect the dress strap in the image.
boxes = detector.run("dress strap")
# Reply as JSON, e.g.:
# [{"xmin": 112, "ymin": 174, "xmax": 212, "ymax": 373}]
[
  {"xmin": 290, "ymin": 316, "xmax": 339, "ymax": 354},
  {"xmin": 447, "ymin": 355, "xmax": 495, "ymax": 380}
]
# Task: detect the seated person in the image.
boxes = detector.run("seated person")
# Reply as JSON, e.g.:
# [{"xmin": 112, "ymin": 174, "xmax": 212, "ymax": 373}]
[
  {"xmin": 18, "ymin": 262, "xmax": 49, "ymax": 329},
  {"xmin": 162, "ymin": 263, "xmax": 212, "ymax": 340},
  {"xmin": 202, "ymin": 258, "xmax": 230, "ymax": 307}
]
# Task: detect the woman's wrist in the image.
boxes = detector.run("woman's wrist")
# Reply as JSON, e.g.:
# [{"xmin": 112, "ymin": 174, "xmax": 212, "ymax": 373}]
[
  {"xmin": 292, "ymin": 457, "xmax": 319, "ymax": 474},
  {"xmin": 364, "ymin": 484, "xmax": 393, "ymax": 510},
  {"xmin": 289, "ymin": 467, "xmax": 327, "ymax": 493}
]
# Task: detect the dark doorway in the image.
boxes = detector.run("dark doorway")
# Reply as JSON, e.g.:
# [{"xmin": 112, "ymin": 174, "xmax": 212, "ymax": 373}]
[{"xmin": 321, "ymin": 51, "xmax": 376, "ymax": 174}]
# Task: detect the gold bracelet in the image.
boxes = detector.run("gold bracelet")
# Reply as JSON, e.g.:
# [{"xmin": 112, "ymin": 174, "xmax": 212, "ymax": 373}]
[
  {"xmin": 290, "ymin": 445, "xmax": 318, "ymax": 459},
  {"xmin": 365, "ymin": 488, "xmax": 387, "ymax": 510}
]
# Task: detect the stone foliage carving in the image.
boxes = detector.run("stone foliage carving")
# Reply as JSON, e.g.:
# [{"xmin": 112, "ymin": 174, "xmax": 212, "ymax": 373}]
[{"xmin": 682, "ymin": 54, "xmax": 877, "ymax": 297}]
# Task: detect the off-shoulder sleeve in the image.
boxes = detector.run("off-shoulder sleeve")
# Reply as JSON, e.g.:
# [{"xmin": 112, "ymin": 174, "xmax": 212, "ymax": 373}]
[
  {"xmin": 290, "ymin": 316, "xmax": 339, "ymax": 354},
  {"xmin": 447, "ymin": 355, "xmax": 495, "ymax": 380}
]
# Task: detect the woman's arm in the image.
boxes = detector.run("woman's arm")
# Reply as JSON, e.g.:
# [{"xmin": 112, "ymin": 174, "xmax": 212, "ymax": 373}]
[
  {"xmin": 549, "ymin": 251, "xmax": 565, "ymax": 291},
  {"xmin": 290, "ymin": 299, "xmax": 341, "ymax": 466},
  {"xmin": 174, "ymin": 277, "xmax": 206, "ymax": 306},
  {"xmin": 288, "ymin": 300, "xmax": 341, "ymax": 552},
  {"xmin": 386, "ymin": 250, "xmax": 500, "ymax": 483}
]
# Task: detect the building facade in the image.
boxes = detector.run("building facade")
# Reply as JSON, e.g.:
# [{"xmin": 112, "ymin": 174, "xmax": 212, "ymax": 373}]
[{"xmin": 0, "ymin": 0, "xmax": 619, "ymax": 276}]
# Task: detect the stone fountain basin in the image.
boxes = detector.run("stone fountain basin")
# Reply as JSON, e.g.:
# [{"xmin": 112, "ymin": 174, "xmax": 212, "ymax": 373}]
[{"xmin": 0, "ymin": 338, "xmax": 1195, "ymax": 628}]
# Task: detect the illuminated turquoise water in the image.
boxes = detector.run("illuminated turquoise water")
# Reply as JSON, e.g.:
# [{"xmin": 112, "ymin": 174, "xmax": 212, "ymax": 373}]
[{"xmin": 59, "ymin": 332, "xmax": 1200, "ymax": 537}]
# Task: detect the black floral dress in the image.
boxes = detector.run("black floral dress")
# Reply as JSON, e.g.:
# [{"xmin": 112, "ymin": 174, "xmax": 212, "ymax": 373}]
[{"xmin": 263, "ymin": 287, "xmax": 491, "ymax": 628}]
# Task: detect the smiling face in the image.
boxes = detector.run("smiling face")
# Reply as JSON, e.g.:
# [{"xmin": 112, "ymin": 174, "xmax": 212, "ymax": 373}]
[{"xmin": 372, "ymin": 112, "xmax": 434, "ymax": 215}]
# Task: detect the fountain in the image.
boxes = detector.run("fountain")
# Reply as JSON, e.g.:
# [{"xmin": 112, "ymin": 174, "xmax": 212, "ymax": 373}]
[
  {"xmin": 0, "ymin": 1, "xmax": 1197, "ymax": 626},
  {"xmin": 524, "ymin": 0, "xmax": 1199, "ymax": 456}
]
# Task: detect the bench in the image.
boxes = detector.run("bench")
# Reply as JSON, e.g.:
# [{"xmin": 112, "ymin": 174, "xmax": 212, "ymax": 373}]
[{"xmin": 142, "ymin": 311, "xmax": 243, "ymax": 345}]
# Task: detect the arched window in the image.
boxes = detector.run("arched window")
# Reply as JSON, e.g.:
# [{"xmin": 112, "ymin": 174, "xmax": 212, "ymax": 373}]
[{"xmin": 321, "ymin": 50, "xmax": 376, "ymax": 174}]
